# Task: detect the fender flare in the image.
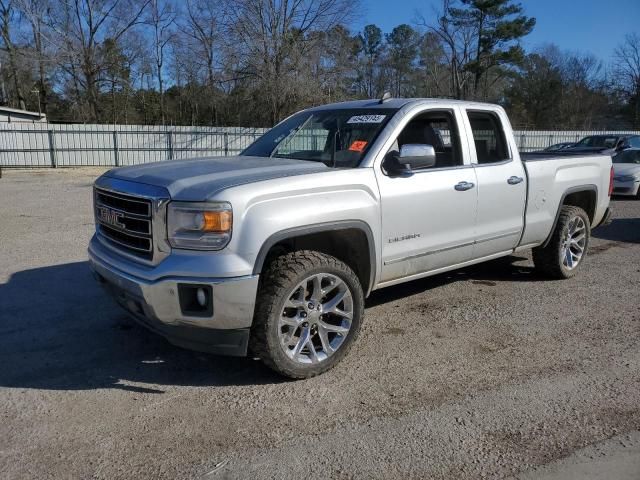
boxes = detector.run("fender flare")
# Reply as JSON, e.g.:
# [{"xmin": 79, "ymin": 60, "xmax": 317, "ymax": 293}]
[
  {"xmin": 252, "ymin": 220, "xmax": 377, "ymax": 296},
  {"xmin": 541, "ymin": 184, "xmax": 598, "ymax": 248}
]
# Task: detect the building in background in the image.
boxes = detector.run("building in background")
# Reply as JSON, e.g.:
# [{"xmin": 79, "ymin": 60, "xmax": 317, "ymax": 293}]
[{"xmin": 0, "ymin": 107, "xmax": 47, "ymax": 123}]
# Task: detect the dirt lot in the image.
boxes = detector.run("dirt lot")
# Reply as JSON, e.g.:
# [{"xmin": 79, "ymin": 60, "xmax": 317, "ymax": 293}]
[{"xmin": 0, "ymin": 169, "xmax": 639, "ymax": 479}]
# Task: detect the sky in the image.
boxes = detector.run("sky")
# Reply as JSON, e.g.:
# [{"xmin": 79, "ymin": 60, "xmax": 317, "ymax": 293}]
[{"xmin": 356, "ymin": 0, "xmax": 640, "ymax": 61}]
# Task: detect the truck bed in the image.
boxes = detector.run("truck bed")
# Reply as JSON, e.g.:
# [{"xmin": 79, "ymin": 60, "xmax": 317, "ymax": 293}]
[
  {"xmin": 518, "ymin": 150, "xmax": 612, "ymax": 248},
  {"xmin": 521, "ymin": 150, "xmax": 612, "ymax": 162}
]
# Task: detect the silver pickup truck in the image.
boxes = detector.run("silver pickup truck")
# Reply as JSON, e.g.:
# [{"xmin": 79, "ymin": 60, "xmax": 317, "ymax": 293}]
[{"xmin": 89, "ymin": 98, "xmax": 613, "ymax": 378}]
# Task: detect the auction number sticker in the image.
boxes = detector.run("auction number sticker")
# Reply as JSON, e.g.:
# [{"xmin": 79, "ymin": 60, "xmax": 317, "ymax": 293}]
[{"xmin": 346, "ymin": 114, "xmax": 386, "ymax": 124}]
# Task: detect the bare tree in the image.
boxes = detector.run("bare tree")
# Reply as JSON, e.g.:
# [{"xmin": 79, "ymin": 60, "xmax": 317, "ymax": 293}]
[
  {"xmin": 147, "ymin": 0, "xmax": 174, "ymax": 124},
  {"xmin": 174, "ymin": 0, "xmax": 226, "ymax": 124},
  {"xmin": 49, "ymin": 0, "xmax": 149, "ymax": 121},
  {"xmin": 614, "ymin": 32, "xmax": 640, "ymax": 128},
  {"xmin": 227, "ymin": 0, "xmax": 358, "ymax": 124},
  {"xmin": 15, "ymin": 0, "xmax": 53, "ymax": 114},
  {"xmin": 417, "ymin": 0, "xmax": 476, "ymax": 99},
  {"xmin": 0, "ymin": 0, "xmax": 27, "ymax": 109}
]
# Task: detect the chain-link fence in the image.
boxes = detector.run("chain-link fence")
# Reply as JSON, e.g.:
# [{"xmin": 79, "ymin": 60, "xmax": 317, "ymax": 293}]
[{"xmin": 1, "ymin": 123, "xmax": 639, "ymax": 168}]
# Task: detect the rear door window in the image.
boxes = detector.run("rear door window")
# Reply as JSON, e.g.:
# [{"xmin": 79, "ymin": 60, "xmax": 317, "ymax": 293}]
[{"xmin": 466, "ymin": 111, "xmax": 510, "ymax": 164}]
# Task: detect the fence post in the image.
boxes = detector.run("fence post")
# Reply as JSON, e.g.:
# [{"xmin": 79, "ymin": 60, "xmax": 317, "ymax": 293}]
[
  {"xmin": 224, "ymin": 132, "xmax": 229, "ymax": 156},
  {"xmin": 166, "ymin": 130, "xmax": 174, "ymax": 160},
  {"xmin": 113, "ymin": 131, "xmax": 119, "ymax": 167},
  {"xmin": 548, "ymin": 134, "xmax": 554, "ymax": 148},
  {"xmin": 520, "ymin": 133, "xmax": 526, "ymax": 152},
  {"xmin": 48, "ymin": 129, "xmax": 57, "ymax": 168}
]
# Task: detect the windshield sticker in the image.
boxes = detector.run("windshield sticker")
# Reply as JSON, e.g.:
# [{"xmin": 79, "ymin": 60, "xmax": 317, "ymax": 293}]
[
  {"xmin": 348, "ymin": 140, "xmax": 368, "ymax": 152},
  {"xmin": 346, "ymin": 114, "xmax": 386, "ymax": 124}
]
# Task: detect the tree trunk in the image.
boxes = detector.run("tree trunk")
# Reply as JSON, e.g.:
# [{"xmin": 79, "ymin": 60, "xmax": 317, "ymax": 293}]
[
  {"xmin": 1, "ymin": 16, "xmax": 26, "ymax": 110},
  {"xmin": 473, "ymin": 12, "xmax": 485, "ymax": 98}
]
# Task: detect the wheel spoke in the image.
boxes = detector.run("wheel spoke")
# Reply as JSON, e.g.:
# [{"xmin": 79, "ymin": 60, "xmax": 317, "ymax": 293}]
[
  {"xmin": 292, "ymin": 327, "xmax": 310, "ymax": 358},
  {"xmin": 282, "ymin": 328, "xmax": 298, "ymax": 346},
  {"xmin": 321, "ymin": 278, "xmax": 339, "ymax": 297},
  {"xmin": 285, "ymin": 298, "xmax": 305, "ymax": 309},
  {"xmin": 322, "ymin": 287, "xmax": 348, "ymax": 313},
  {"xmin": 319, "ymin": 320, "xmax": 350, "ymax": 334},
  {"xmin": 306, "ymin": 339, "xmax": 320, "ymax": 364},
  {"xmin": 571, "ymin": 232, "xmax": 585, "ymax": 243},
  {"xmin": 280, "ymin": 315, "xmax": 300, "ymax": 328},
  {"xmin": 317, "ymin": 327, "xmax": 334, "ymax": 355},
  {"xmin": 286, "ymin": 286, "xmax": 306, "ymax": 308},
  {"xmin": 564, "ymin": 247, "xmax": 573, "ymax": 268},
  {"xmin": 309, "ymin": 275, "xmax": 323, "ymax": 301}
]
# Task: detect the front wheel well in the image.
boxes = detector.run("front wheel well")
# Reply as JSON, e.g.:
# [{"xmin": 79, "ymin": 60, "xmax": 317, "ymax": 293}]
[{"xmin": 257, "ymin": 228, "xmax": 374, "ymax": 296}]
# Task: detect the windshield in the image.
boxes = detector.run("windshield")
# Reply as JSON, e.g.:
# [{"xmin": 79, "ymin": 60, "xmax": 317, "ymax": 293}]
[
  {"xmin": 241, "ymin": 108, "xmax": 397, "ymax": 168},
  {"xmin": 613, "ymin": 150, "xmax": 640, "ymax": 164},
  {"xmin": 576, "ymin": 136, "xmax": 619, "ymax": 148}
]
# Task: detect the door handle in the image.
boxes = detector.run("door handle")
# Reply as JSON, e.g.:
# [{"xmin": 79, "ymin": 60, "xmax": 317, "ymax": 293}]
[
  {"xmin": 454, "ymin": 181, "xmax": 475, "ymax": 191},
  {"xmin": 507, "ymin": 176, "xmax": 524, "ymax": 185}
]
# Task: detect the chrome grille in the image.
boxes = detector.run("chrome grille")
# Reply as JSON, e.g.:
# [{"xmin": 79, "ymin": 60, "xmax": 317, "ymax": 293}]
[{"xmin": 94, "ymin": 188, "xmax": 153, "ymax": 260}]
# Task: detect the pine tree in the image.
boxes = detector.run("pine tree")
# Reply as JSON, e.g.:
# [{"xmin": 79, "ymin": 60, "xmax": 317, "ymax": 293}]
[{"xmin": 450, "ymin": 0, "xmax": 535, "ymax": 99}]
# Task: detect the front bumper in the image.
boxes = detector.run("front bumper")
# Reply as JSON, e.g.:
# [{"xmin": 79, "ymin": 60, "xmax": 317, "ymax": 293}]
[{"xmin": 88, "ymin": 236, "xmax": 259, "ymax": 356}]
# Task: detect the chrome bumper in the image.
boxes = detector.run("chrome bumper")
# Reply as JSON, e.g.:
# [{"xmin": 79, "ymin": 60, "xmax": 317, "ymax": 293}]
[{"xmin": 88, "ymin": 236, "xmax": 259, "ymax": 356}]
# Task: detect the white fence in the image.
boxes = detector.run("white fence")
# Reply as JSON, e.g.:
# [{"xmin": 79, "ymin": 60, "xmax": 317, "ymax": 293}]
[
  {"xmin": 0, "ymin": 124, "xmax": 268, "ymax": 167},
  {"xmin": 0, "ymin": 123, "xmax": 638, "ymax": 167}
]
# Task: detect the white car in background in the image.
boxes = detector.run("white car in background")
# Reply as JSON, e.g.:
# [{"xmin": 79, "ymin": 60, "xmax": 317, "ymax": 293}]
[{"xmin": 612, "ymin": 148, "xmax": 640, "ymax": 198}]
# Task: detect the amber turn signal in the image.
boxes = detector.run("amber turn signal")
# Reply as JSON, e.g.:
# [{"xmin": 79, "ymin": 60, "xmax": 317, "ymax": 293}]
[{"xmin": 199, "ymin": 210, "xmax": 232, "ymax": 232}]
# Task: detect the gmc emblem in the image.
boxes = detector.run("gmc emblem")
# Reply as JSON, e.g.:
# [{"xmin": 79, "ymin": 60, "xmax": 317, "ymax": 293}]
[{"xmin": 98, "ymin": 206, "xmax": 125, "ymax": 229}]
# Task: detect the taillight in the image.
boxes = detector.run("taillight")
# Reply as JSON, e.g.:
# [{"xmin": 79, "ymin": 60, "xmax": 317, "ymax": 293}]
[{"xmin": 608, "ymin": 166, "xmax": 614, "ymax": 197}]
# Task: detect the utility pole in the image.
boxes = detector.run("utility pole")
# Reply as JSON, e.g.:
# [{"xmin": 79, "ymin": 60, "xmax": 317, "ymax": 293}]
[
  {"xmin": 31, "ymin": 89, "xmax": 42, "ymax": 117},
  {"xmin": 0, "ymin": 61, "xmax": 7, "ymax": 105}
]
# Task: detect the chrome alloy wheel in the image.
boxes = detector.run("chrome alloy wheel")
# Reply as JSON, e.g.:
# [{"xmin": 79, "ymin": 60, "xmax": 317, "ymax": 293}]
[
  {"xmin": 561, "ymin": 216, "xmax": 586, "ymax": 270},
  {"xmin": 278, "ymin": 273, "xmax": 353, "ymax": 364}
]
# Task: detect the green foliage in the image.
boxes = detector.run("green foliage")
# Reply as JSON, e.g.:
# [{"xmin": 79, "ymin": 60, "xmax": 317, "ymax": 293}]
[
  {"xmin": 0, "ymin": 0, "xmax": 636, "ymax": 129},
  {"xmin": 451, "ymin": 0, "xmax": 536, "ymax": 97}
]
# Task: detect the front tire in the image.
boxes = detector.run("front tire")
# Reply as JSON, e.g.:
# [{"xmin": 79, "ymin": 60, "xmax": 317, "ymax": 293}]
[
  {"xmin": 250, "ymin": 250, "xmax": 364, "ymax": 379},
  {"xmin": 532, "ymin": 205, "xmax": 591, "ymax": 279}
]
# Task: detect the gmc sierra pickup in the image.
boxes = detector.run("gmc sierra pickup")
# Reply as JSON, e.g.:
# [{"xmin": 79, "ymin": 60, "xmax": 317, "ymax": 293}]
[{"xmin": 89, "ymin": 98, "xmax": 613, "ymax": 378}]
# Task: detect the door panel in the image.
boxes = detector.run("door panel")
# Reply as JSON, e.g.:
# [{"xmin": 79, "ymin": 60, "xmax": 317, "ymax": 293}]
[
  {"xmin": 473, "ymin": 162, "xmax": 527, "ymax": 257},
  {"xmin": 463, "ymin": 109, "xmax": 527, "ymax": 257},
  {"xmin": 377, "ymin": 167, "xmax": 478, "ymax": 282}
]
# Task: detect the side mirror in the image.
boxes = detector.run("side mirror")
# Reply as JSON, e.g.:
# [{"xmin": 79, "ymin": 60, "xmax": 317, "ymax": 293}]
[
  {"xmin": 399, "ymin": 144, "xmax": 436, "ymax": 169},
  {"xmin": 382, "ymin": 144, "xmax": 437, "ymax": 176}
]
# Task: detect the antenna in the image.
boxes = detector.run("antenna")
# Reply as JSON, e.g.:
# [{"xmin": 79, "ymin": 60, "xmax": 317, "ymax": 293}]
[{"xmin": 379, "ymin": 92, "xmax": 392, "ymax": 104}]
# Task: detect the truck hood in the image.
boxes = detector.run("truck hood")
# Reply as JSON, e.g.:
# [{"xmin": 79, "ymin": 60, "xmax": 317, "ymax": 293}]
[
  {"xmin": 613, "ymin": 163, "xmax": 640, "ymax": 176},
  {"xmin": 103, "ymin": 155, "xmax": 329, "ymax": 200}
]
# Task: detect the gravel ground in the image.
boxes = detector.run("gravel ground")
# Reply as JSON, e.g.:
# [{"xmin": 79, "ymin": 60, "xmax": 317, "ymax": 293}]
[{"xmin": 0, "ymin": 168, "xmax": 638, "ymax": 479}]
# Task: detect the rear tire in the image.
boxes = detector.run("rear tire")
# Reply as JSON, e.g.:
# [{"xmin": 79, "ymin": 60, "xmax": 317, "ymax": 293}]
[
  {"xmin": 532, "ymin": 205, "xmax": 591, "ymax": 279},
  {"xmin": 250, "ymin": 250, "xmax": 364, "ymax": 379}
]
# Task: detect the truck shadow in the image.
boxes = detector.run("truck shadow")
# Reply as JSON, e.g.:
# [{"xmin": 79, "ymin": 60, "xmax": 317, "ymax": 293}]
[
  {"xmin": 366, "ymin": 255, "xmax": 537, "ymax": 308},
  {"xmin": 0, "ymin": 261, "xmax": 282, "ymax": 393},
  {"xmin": 591, "ymin": 217, "xmax": 640, "ymax": 244}
]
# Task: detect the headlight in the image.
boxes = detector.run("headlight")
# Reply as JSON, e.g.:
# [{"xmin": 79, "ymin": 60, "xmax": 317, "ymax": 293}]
[
  {"xmin": 614, "ymin": 175, "xmax": 637, "ymax": 182},
  {"xmin": 167, "ymin": 202, "xmax": 232, "ymax": 250}
]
